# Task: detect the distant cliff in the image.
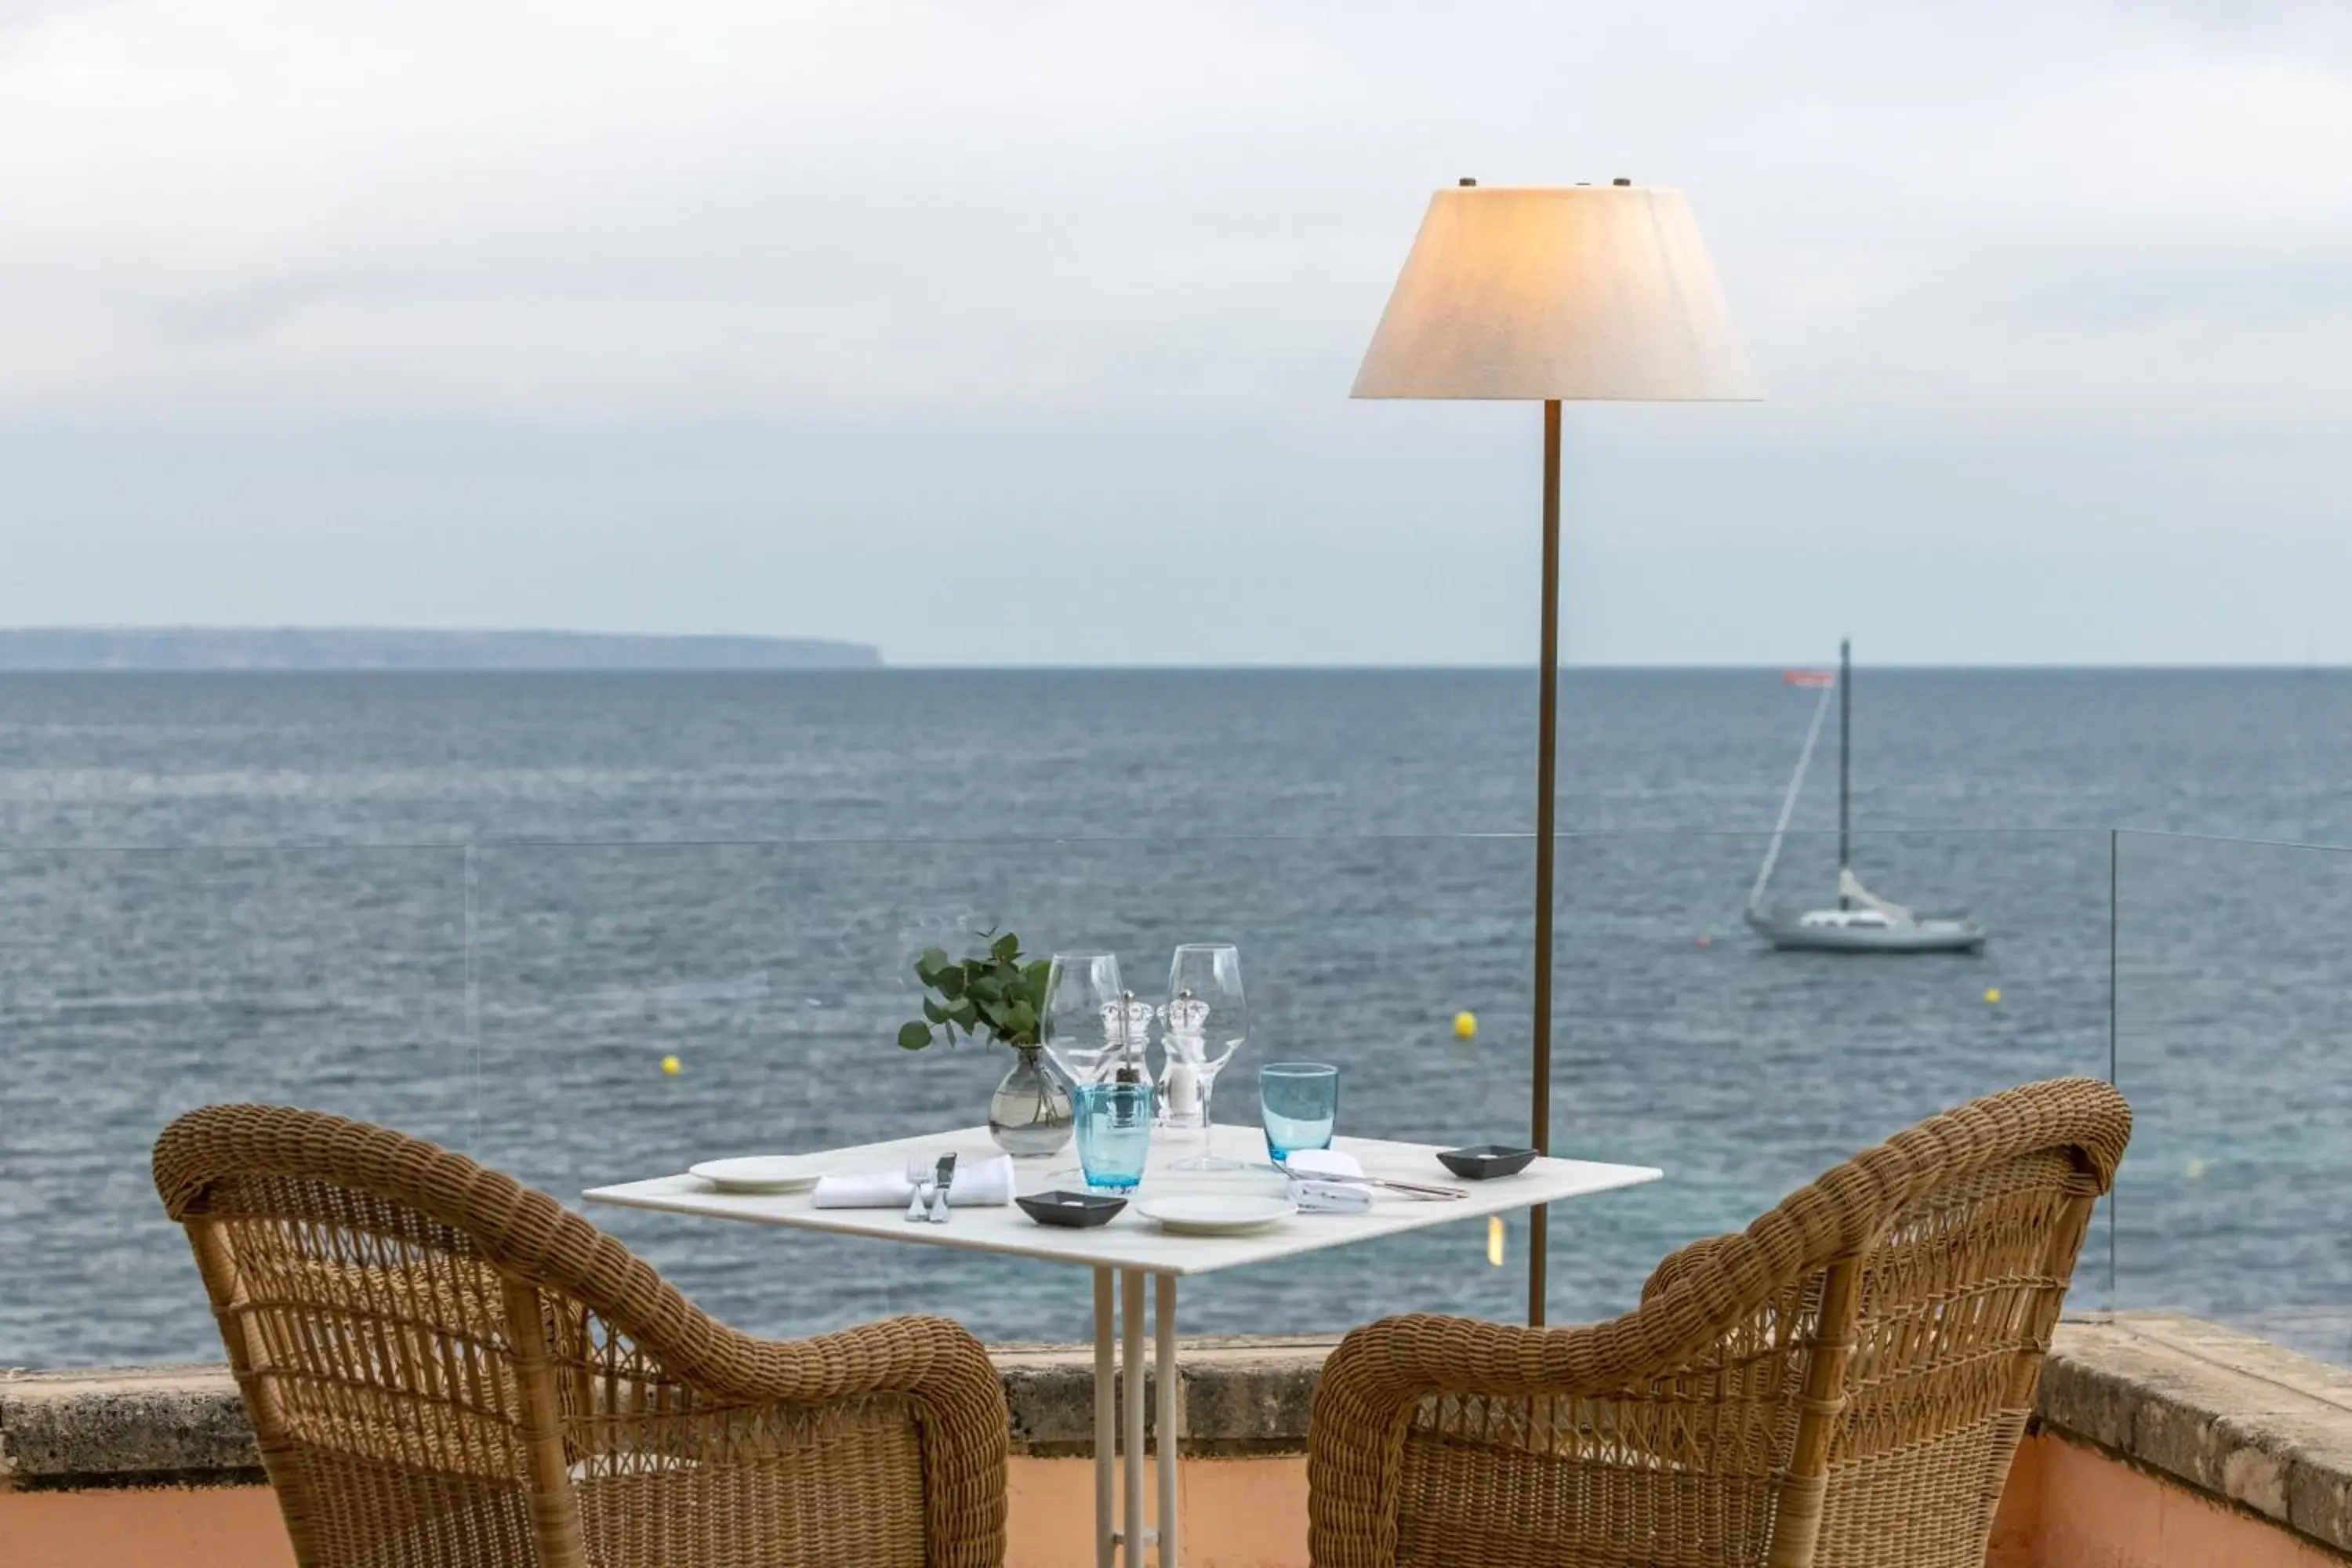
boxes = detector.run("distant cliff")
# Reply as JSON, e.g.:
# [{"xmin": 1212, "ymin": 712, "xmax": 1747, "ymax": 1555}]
[{"xmin": 0, "ymin": 629, "xmax": 883, "ymax": 671}]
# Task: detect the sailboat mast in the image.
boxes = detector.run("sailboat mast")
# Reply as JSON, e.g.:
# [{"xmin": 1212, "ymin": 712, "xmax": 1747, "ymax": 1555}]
[{"xmin": 1837, "ymin": 637, "xmax": 1852, "ymax": 908}]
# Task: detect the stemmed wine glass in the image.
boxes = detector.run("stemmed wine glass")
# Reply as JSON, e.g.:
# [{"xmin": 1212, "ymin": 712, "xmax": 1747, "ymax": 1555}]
[
  {"xmin": 1042, "ymin": 953, "xmax": 1131, "ymax": 1089},
  {"xmin": 1160, "ymin": 943, "xmax": 1246, "ymax": 1171}
]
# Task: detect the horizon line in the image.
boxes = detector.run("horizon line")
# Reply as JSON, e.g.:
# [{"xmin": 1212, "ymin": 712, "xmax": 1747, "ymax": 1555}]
[{"xmin": 8, "ymin": 659, "xmax": 2352, "ymax": 674}]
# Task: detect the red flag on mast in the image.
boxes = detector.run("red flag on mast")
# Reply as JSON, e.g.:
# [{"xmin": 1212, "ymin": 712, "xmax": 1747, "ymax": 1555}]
[{"xmin": 1783, "ymin": 670, "xmax": 1835, "ymax": 688}]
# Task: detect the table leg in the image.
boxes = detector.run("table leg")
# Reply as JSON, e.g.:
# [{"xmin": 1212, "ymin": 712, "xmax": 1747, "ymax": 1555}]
[
  {"xmin": 1155, "ymin": 1272, "xmax": 1178, "ymax": 1567},
  {"xmin": 1094, "ymin": 1268, "xmax": 1116, "ymax": 1568},
  {"xmin": 1122, "ymin": 1268, "xmax": 1148, "ymax": 1566}
]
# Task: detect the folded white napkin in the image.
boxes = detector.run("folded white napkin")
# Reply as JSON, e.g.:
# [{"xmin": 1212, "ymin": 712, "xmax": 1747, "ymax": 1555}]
[
  {"xmin": 1281, "ymin": 1148, "xmax": 1370, "ymax": 1211},
  {"xmin": 1288, "ymin": 1178, "xmax": 1374, "ymax": 1214},
  {"xmin": 811, "ymin": 1153, "xmax": 1017, "ymax": 1209}
]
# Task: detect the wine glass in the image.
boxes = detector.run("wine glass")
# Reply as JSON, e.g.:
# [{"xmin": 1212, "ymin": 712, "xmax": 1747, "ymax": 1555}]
[
  {"xmin": 1042, "ymin": 952, "xmax": 1132, "ymax": 1091},
  {"xmin": 1161, "ymin": 942, "xmax": 1246, "ymax": 1171}
]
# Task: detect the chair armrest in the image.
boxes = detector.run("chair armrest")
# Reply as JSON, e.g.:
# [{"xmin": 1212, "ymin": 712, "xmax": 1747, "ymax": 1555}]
[
  {"xmin": 1641, "ymin": 1230, "xmax": 1738, "ymax": 1305},
  {"xmin": 663, "ymin": 1312, "xmax": 1004, "ymax": 1418}
]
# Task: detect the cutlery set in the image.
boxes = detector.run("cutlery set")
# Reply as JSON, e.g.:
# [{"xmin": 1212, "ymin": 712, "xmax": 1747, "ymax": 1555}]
[
  {"xmin": 1270, "ymin": 1159, "xmax": 1468, "ymax": 1201},
  {"xmin": 904, "ymin": 1152, "xmax": 958, "ymax": 1222}
]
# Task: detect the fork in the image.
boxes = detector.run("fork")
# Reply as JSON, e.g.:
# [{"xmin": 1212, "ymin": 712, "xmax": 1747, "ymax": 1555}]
[{"xmin": 904, "ymin": 1154, "xmax": 932, "ymax": 1222}]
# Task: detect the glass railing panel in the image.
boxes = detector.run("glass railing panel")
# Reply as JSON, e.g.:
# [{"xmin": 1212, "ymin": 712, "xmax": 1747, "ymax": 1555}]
[
  {"xmin": 1545, "ymin": 826, "xmax": 2117, "ymax": 1320},
  {"xmin": 0, "ymin": 845, "xmax": 469, "ymax": 1367},
  {"xmin": 468, "ymin": 835, "xmax": 1543, "ymax": 1345},
  {"xmin": 470, "ymin": 826, "xmax": 2117, "ymax": 1348},
  {"xmin": 2114, "ymin": 829, "xmax": 2352, "ymax": 1363},
  {"xmin": 0, "ymin": 822, "xmax": 2128, "ymax": 1370}
]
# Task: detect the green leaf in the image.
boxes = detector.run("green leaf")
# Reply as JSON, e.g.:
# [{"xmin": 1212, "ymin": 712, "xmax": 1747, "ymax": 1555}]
[
  {"xmin": 1003, "ymin": 1000, "xmax": 1037, "ymax": 1041},
  {"xmin": 897, "ymin": 1022, "xmax": 933, "ymax": 1051},
  {"xmin": 922, "ymin": 999, "xmax": 947, "ymax": 1025},
  {"xmin": 914, "ymin": 947, "xmax": 952, "ymax": 985},
  {"xmin": 991, "ymin": 932, "xmax": 1022, "ymax": 963},
  {"xmin": 949, "ymin": 996, "xmax": 978, "ymax": 1028},
  {"xmin": 934, "ymin": 967, "xmax": 966, "ymax": 1000}
]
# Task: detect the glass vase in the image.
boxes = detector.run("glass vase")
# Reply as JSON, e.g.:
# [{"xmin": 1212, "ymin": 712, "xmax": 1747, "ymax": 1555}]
[{"xmin": 989, "ymin": 1047, "xmax": 1075, "ymax": 1158}]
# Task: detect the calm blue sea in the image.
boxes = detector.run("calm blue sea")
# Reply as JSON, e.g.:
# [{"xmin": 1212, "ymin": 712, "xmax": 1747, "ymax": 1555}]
[{"xmin": 4, "ymin": 668, "xmax": 2349, "ymax": 1367}]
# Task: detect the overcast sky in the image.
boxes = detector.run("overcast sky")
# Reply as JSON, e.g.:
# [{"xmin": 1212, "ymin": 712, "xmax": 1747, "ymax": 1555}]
[{"xmin": 3, "ymin": 1, "xmax": 2349, "ymax": 665}]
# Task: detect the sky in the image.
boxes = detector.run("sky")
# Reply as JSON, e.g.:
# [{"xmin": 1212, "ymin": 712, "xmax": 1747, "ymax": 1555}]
[{"xmin": 2, "ymin": 1, "xmax": 2350, "ymax": 666}]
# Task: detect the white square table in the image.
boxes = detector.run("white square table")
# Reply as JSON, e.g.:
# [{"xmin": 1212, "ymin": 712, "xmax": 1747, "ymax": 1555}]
[{"xmin": 584, "ymin": 1123, "xmax": 1661, "ymax": 1567}]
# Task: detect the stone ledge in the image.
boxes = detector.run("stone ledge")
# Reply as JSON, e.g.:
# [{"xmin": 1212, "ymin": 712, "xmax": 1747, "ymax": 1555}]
[
  {"xmin": 2043, "ymin": 1312, "xmax": 2352, "ymax": 1552},
  {"xmin": 14, "ymin": 1311, "xmax": 2352, "ymax": 1557},
  {"xmin": 0, "ymin": 1337, "xmax": 1340, "ymax": 1490},
  {"xmin": 990, "ymin": 1335, "xmax": 1336, "ymax": 1458},
  {"xmin": 0, "ymin": 1367, "xmax": 267, "ymax": 1491}
]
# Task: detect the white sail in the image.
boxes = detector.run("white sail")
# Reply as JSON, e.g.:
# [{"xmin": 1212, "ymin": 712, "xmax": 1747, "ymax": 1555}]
[
  {"xmin": 1837, "ymin": 868, "xmax": 1916, "ymax": 924},
  {"xmin": 1746, "ymin": 676, "xmax": 1836, "ymax": 914}
]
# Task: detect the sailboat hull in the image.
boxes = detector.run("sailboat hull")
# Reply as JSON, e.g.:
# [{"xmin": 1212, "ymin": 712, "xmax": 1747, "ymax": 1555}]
[{"xmin": 1745, "ymin": 909, "xmax": 1987, "ymax": 954}]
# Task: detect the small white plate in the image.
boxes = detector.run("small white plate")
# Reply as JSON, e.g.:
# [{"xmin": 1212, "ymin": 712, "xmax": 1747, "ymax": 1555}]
[
  {"xmin": 1135, "ymin": 1195, "xmax": 1297, "ymax": 1236},
  {"xmin": 688, "ymin": 1156, "xmax": 829, "ymax": 1194}
]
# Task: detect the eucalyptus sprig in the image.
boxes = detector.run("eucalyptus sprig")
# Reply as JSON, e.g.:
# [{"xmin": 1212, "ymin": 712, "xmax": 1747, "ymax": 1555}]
[{"xmin": 897, "ymin": 929, "xmax": 1051, "ymax": 1052}]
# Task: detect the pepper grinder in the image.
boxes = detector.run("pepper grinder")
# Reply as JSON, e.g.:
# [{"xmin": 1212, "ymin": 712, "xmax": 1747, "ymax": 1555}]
[{"xmin": 1157, "ymin": 991, "xmax": 1207, "ymax": 1127}]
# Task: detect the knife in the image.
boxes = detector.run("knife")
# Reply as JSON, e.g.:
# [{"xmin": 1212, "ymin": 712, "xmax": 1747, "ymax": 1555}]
[{"xmin": 930, "ymin": 1152, "xmax": 958, "ymax": 1222}]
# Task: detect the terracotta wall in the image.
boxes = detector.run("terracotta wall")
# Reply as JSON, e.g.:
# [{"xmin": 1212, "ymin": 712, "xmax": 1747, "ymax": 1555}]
[
  {"xmin": 2029, "ymin": 1436, "xmax": 2350, "ymax": 1568},
  {"xmin": 0, "ymin": 1457, "xmax": 1304, "ymax": 1568},
  {"xmin": 2, "ymin": 1439, "xmax": 2340, "ymax": 1567}
]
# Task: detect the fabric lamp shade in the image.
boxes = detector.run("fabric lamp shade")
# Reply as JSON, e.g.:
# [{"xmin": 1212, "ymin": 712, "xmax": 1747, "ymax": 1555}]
[{"xmin": 1352, "ymin": 183, "xmax": 1760, "ymax": 402}]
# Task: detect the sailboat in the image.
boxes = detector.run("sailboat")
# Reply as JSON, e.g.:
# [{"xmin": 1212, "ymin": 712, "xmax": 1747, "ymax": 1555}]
[{"xmin": 1744, "ymin": 640, "xmax": 1987, "ymax": 954}]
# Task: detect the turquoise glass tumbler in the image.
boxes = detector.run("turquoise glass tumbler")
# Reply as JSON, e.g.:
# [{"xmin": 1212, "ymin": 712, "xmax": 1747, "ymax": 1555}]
[
  {"xmin": 1073, "ymin": 1080, "xmax": 1155, "ymax": 1191},
  {"xmin": 1259, "ymin": 1062, "xmax": 1339, "ymax": 1160}
]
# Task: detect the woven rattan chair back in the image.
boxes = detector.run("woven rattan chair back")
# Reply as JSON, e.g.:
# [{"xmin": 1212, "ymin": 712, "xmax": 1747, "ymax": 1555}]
[
  {"xmin": 154, "ymin": 1105, "xmax": 1008, "ymax": 1568},
  {"xmin": 1307, "ymin": 1076, "xmax": 2131, "ymax": 1568}
]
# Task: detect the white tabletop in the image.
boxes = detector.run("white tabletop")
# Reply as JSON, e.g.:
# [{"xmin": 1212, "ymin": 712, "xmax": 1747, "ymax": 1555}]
[{"xmin": 583, "ymin": 1123, "xmax": 1661, "ymax": 1278}]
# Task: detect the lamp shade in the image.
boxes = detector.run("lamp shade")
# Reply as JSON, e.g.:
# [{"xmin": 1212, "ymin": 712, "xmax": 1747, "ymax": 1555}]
[{"xmin": 1352, "ymin": 183, "xmax": 1759, "ymax": 401}]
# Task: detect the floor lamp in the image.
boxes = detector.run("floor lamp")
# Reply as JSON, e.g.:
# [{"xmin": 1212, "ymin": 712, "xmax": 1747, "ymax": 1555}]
[{"xmin": 1352, "ymin": 179, "xmax": 1759, "ymax": 1325}]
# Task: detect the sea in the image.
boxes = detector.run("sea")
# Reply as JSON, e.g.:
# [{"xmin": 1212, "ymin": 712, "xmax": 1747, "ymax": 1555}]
[{"xmin": 4, "ymin": 668, "xmax": 2350, "ymax": 1370}]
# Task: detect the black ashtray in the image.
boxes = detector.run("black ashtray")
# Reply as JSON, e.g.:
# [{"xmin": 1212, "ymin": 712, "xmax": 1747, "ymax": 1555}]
[
  {"xmin": 1437, "ymin": 1145, "xmax": 1539, "ymax": 1180},
  {"xmin": 1017, "ymin": 1191, "xmax": 1127, "ymax": 1228}
]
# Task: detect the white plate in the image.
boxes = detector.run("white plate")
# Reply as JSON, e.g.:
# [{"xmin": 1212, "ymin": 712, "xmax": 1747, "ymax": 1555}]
[
  {"xmin": 1135, "ymin": 1195, "xmax": 1298, "ymax": 1236},
  {"xmin": 687, "ymin": 1156, "xmax": 829, "ymax": 1194}
]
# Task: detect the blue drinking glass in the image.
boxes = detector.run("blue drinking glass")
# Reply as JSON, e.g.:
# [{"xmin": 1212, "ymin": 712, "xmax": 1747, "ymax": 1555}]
[
  {"xmin": 1259, "ymin": 1062, "xmax": 1339, "ymax": 1160},
  {"xmin": 1073, "ymin": 1080, "xmax": 1156, "ymax": 1192}
]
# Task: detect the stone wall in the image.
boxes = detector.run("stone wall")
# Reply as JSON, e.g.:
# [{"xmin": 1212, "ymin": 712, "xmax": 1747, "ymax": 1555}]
[{"xmin": 6, "ymin": 1314, "xmax": 2350, "ymax": 1566}]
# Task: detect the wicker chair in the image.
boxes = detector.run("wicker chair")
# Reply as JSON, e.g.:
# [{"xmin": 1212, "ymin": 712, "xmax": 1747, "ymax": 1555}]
[
  {"xmin": 1307, "ymin": 1076, "xmax": 2131, "ymax": 1568},
  {"xmin": 153, "ymin": 1105, "xmax": 1009, "ymax": 1568}
]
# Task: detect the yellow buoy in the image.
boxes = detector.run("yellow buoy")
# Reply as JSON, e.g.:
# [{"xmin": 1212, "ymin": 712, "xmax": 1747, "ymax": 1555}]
[
  {"xmin": 1486, "ymin": 1215, "xmax": 1506, "ymax": 1267},
  {"xmin": 2185, "ymin": 1156, "xmax": 2209, "ymax": 1183},
  {"xmin": 1984, "ymin": 988, "xmax": 2002, "ymax": 1006},
  {"xmin": 660, "ymin": 1054, "xmax": 682, "ymax": 1076},
  {"xmin": 1453, "ymin": 1011, "xmax": 1478, "ymax": 1040}
]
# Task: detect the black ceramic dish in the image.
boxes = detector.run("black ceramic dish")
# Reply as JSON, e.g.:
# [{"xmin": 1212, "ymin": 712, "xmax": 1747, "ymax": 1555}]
[
  {"xmin": 1016, "ymin": 1190, "xmax": 1128, "ymax": 1228},
  {"xmin": 1436, "ymin": 1144, "xmax": 1539, "ymax": 1180}
]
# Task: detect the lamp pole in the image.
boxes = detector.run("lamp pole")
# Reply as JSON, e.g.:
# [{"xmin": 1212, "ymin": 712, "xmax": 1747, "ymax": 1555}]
[{"xmin": 1529, "ymin": 399, "xmax": 1563, "ymax": 1327}]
